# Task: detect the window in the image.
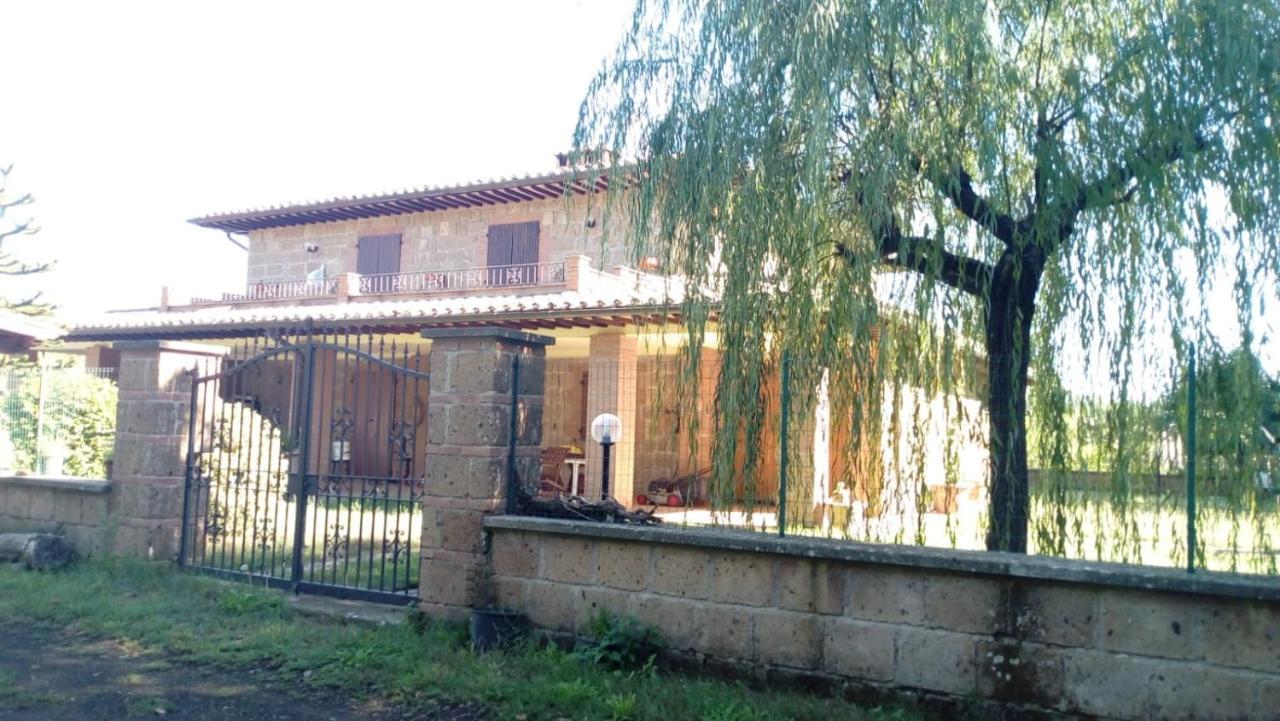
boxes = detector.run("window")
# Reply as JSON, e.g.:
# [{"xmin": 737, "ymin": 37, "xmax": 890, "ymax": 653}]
[
  {"xmin": 485, "ymin": 221, "xmax": 540, "ymax": 286},
  {"xmin": 356, "ymin": 234, "xmax": 402, "ymax": 292},
  {"xmin": 356, "ymin": 234, "xmax": 402, "ymax": 276}
]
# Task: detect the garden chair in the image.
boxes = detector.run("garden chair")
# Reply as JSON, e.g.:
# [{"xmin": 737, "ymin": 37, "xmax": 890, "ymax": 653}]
[{"xmin": 538, "ymin": 446, "xmax": 572, "ymax": 496}]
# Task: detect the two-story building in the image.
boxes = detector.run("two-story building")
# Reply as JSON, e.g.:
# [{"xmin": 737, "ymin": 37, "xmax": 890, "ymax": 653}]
[{"xmin": 65, "ymin": 157, "xmax": 721, "ymax": 513}]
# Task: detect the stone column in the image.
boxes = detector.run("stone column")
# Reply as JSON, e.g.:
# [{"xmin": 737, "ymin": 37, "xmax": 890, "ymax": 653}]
[
  {"xmin": 584, "ymin": 332, "xmax": 637, "ymax": 504},
  {"xmin": 418, "ymin": 328, "xmax": 551, "ymax": 619},
  {"xmin": 109, "ymin": 340, "xmax": 227, "ymax": 559}
]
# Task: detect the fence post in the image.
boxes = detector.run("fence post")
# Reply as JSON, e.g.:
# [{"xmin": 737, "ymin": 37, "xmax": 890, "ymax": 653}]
[
  {"xmin": 34, "ymin": 366, "xmax": 46, "ymax": 473},
  {"xmin": 778, "ymin": 352, "xmax": 791, "ymax": 537},
  {"xmin": 1186, "ymin": 342, "xmax": 1197, "ymax": 574},
  {"xmin": 505, "ymin": 354, "xmax": 520, "ymax": 514}
]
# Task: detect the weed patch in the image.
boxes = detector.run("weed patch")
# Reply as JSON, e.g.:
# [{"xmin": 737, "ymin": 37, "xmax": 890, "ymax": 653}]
[{"xmin": 0, "ymin": 561, "xmax": 929, "ymax": 721}]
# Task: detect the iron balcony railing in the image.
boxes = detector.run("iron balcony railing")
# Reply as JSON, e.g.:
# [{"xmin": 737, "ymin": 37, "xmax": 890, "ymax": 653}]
[
  {"xmin": 196, "ymin": 278, "xmax": 340, "ymax": 304},
  {"xmin": 358, "ymin": 261, "xmax": 567, "ymax": 295},
  {"xmin": 187, "ymin": 260, "xmax": 569, "ymax": 306}
]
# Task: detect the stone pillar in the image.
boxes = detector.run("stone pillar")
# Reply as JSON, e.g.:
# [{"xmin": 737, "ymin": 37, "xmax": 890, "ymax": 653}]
[
  {"xmin": 418, "ymin": 328, "xmax": 551, "ymax": 619},
  {"xmin": 109, "ymin": 340, "xmax": 227, "ymax": 559},
  {"xmin": 585, "ymin": 332, "xmax": 637, "ymax": 504}
]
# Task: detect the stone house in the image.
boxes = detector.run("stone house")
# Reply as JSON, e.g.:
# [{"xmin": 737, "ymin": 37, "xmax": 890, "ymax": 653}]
[{"xmin": 62, "ymin": 156, "xmax": 986, "ymax": 528}]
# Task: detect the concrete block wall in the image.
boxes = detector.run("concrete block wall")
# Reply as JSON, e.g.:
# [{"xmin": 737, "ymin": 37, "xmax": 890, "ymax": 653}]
[
  {"xmin": 0, "ymin": 476, "xmax": 112, "ymax": 556},
  {"xmin": 484, "ymin": 516, "xmax": 1280, "ymax": 720}
]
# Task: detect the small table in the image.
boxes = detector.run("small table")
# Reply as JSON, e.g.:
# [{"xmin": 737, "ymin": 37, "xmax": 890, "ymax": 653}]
[{"xmin": 565, "ymin": 457, "xmax": 587, "ymax": 496}]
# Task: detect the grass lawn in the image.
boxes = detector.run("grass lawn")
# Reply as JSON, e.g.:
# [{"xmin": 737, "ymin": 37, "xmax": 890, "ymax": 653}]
[{"xmin": 0, "ymin": 560, "xmax": 931, "ymax": 721}]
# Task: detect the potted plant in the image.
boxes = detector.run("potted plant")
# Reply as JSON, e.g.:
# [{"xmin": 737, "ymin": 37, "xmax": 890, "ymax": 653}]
[
  {"xmin": 103, "ymin": 445, "xmax": 114, "ymax": 480},
  {"xmin": 469, "ymin": 563, "xmax": 523, "ymax": 652}
]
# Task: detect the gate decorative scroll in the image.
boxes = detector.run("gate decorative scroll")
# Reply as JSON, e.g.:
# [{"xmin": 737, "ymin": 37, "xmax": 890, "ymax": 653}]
[{"xmin": 178, "ymin": 325, "xmax": 429, "ymax": 604}]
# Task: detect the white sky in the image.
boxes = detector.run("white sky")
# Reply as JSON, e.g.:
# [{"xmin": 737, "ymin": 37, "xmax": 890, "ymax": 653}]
[{"xmin": 1, "ymin": 0, "xmax": 634, "ymax": 317}]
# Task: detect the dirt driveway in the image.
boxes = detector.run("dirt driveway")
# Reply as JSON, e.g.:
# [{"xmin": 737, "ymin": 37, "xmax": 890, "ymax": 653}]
[{"xmin": 0, "ymin": 623, "xmax": 478, "ymax": 721}]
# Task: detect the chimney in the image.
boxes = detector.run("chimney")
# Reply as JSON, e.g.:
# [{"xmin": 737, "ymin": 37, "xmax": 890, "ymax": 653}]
[{"xmin": 556, "ymin": 148, "xmax": 615, "ymax": 169}]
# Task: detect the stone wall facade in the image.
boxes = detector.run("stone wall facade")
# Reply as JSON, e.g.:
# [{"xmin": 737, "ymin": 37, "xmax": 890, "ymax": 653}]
[
  {"xmin": 246, "ymin": 194, "xmax": 630, "ymax": 285},
  {"xmin": 418, "ymin": 329, "xmax": 551, "ymax": 619},
  {"xmin": 485, "ymin": 516, "xmax": 1280, "ymax": 720},
  {"xmin": 109, "ymin": 341, "xmax": 226, "ymax": 559},
  {"xmin": 0, "ymin": 476, "xmax": 111, "ymax": 556}
]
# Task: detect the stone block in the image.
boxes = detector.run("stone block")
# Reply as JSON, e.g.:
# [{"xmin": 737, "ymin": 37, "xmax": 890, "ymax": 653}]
[
  {"xmin": 423, "ymin": 454, "xmax": 472, "ymax": 498},
  {"xmin": 1203, "ymin": 600, "xmax": 1280, "ymax": 673},
  {"xmin": 1148, "ymin": 663, "xmax": 1259, "ymax": 721},
  {"xmin": 696, "ymin": 602, "xmax": 754, "ymax": 661},
  {"xmin": 515, "ymin": 401, "xmax": 543, "ymax": 446},
  {"xmin": 119, "ymin": 399, "xmax": 182, "ymax": 436},
  {"xmin": 751, "ymin": 610, "xmax": 820, "ymax": 670},
  {"xmin": 420, "ymin": 558, "xmax": 475, "ymax": 607},
  {"xmin": 515, "ymin": 355, "xmax": 547, "ymax": 397},
  {"xmin": 630, "ymin": 593, "xmax": 698, "ymax": 650},
  {"xmin": 421, "ymin": 507, "xmax": 484, "ymax": 555},
  {"xmin": 848, "ymin": 566, "xmax": 925, "ymax": 625},
  {"xmin": 449, "ymin": 350, "xmax": 511, "ymax": 394},
  {"xmin": 650, "ymin": 547, "xmax": 710, "ymax": 599},
  {"xmin": 1, "ymin": 487, "xmax": 31, "ymax": 518},
  {"xmin": 492, "ymin": 576, "xmax": 527, "ymax": 610},
  {"xmin": 446, "ymin": 404, "xmax": 510, "ymax": 447},
  {"xmin": 1012, "ymin": 582, "xmax": 1098, "ymax": 648},
  {"xmin": 822, "ymin": 618, "xmax": 895, "ymax": 682},
  {"xmin": 975, "ymin": 640, "xmax": 1063, "ymax": 708},
  {"xmin": 1098, "ymin": 589, "xmax": 1204, "ymax": 661},
  {"xmin": 574, "ymin": 586, "xmax": 631, "ymax": 631},
  {"xmin": 51, "ymin": 491, "xmax": 82, "ymax": 525},
  {"xmin": 773, "ymin": 558, "xmax": 818, "ymax": 612},
  {"xmin": 709, "ymin": 552, "xmax": 772, "ymax": 606},
  {"xmin": 1258, "ymin": 677, "xmax": 1280, "ymax": 717},
  {"xmin": 1059, "ymin": 648, "xmax": 1157, "ymax": 719},
  {"xmin": 540, "ymin": 535, "xmax": 596, "ymax": 585},
  {"xmin": 596, "ymin": 540, "xmax": 651, "ymax": 591},
  {"xmin": 427, "ymin": 405, "xmax": 448, "ymax": 446},
  {"xmin": 894, "ymin": 627, "xmax": 978, "ymax": 695},
  {"xmin": 492, "ymin": 530, "xmax": 539, "ymax": 579},
  {"xmin": 27, "ymin": 489, "xmax": 55, "ymax": 521},
  {"xmin": 924, "ymin": 574, "xmax": 1007, "ymax": 635},
  {"xmin": 524, "ymin": 579, "xmax": 577, "ymax": 632}
]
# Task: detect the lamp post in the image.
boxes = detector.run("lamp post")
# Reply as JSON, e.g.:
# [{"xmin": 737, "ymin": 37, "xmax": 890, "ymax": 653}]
[{"xmin": 590, "ymin": 413, "xmax": 623, "ymax": 500}]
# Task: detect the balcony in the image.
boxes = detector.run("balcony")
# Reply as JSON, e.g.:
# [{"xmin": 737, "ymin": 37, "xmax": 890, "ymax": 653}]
[{"xmin": 183, "ymin": 259, "xmax": 576, "ymax": 308}]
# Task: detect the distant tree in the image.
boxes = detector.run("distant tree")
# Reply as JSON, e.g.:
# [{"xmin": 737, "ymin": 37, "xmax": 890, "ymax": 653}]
[
  {"xmin": 578, "ymin": 0, "xmax": 1280, "ymax": 551},
  {"xmin": 0, "ymin": 164, "xmax": 52, "ymax": 316},
  {"xmin": 1171, "ymin": 347, "xmax": 1280, "ymax": 488}
]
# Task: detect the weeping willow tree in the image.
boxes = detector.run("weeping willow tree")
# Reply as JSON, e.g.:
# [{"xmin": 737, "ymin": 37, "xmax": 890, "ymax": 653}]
[{"xmin": 576, "ymin": 0, "xmax": 1280, "ymax": 553}]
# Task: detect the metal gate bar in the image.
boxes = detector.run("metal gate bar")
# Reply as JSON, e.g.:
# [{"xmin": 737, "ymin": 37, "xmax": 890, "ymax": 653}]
[{"xmin": 178, "ymin": 324, "xmax": 428, "ymax": 605}]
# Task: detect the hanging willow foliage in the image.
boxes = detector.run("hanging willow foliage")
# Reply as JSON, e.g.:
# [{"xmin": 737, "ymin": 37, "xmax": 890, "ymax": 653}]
[{"xmin": 575, "ymin": 0, "xmax": 1280, "ymax": 567}]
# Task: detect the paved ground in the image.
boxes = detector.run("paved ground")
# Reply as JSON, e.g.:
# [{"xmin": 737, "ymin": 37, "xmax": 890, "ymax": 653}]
[{"xmin": 0, "ymin": 623, "xmax": 481, "ymax": 721}]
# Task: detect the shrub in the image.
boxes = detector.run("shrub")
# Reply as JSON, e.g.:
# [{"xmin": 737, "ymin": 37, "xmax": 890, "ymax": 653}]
[{"xmin": 575, "ymin": 611, "xmax": 663, "ymax": 672}]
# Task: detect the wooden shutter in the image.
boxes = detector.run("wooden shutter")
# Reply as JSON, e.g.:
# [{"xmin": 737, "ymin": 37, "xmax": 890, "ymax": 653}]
[
  {"xmin": 486, "ymin": 222, "xmax": 539, "ymax": 286},
  {"xmin": 357, "ymin": 234, "xmax": 402, "ymax": 276}
]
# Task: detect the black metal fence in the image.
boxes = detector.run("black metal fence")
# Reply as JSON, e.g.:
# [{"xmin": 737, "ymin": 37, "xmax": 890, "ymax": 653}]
[{"xmin": 179, "ymin": 325, "xmax": 429, "ymax": 604}]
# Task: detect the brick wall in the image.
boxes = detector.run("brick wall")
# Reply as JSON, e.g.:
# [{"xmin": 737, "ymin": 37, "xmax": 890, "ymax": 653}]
[
  {"xmin": 484, "ymin": 516, "xmax": 1280, "ymax": 720},
  {"xmin": 0, "ymin": 476, "xmax": 111, "ymax": 556},
  {"xmin": 246, "ymin": 194, "xmax": 630, "ymax": 284}
]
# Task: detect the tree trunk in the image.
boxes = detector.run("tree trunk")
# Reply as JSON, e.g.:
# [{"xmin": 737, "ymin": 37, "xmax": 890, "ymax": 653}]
[
  {"xmin": 985, "ymin": 254, "xmax": 1042, "ymax": 553},
  {"xmin": 0, "ymin": 533, "xmax": 77, "ymax": 570}
]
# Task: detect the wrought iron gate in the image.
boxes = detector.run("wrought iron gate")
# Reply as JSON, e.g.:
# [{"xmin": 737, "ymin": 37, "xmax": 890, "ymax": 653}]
[{"xmin": 179, "ymin": 325, "xmax": 429, "ymax": 604}]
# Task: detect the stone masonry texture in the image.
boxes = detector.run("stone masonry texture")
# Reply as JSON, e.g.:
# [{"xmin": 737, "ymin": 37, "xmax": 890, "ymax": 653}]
[
  {"xmin": 417, "ymin": 329, "xmax": 550, "ymax": 619},
  {"xmin": 484, "ymin": 516, "xmax": 1280, "ymax": 720}
]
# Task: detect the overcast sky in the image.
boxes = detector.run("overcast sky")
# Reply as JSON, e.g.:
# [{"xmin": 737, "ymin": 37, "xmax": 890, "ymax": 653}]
[{"xmin": 1, "ymin": 0, "xmax": 633, "ymax": 317}]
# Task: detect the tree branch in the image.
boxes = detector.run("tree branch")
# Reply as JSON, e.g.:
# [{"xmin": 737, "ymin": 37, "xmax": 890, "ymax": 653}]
[
  {"xmin": 922, "ymin": 163, "xmax": 1019, "ymax": 246},
  {"xmin": 1069, "ymin": 130, "xmax": 1208, "ymax": 217},
  {"xmin": 836, "ymin": 225, "xmax": 993, "ymax": 298}
]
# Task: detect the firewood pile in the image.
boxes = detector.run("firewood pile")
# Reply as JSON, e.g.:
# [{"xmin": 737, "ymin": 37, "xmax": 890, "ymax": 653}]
[{"xmin": 516, "ymin": 489, "xmax": 663, "ymax": 525}]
